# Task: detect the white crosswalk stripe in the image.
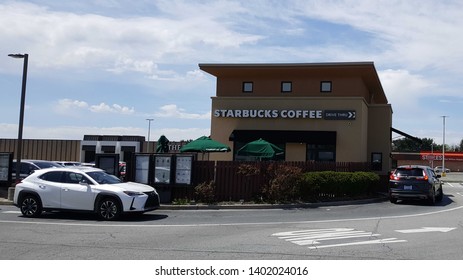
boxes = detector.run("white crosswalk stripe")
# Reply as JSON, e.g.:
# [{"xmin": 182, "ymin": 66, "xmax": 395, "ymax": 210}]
[
  {"xmin": 273, "ymin": 228, "xmax": 407, "ymax": 249},
  {"xmin": 444, "ymin": 182, "xmax": 463, "ymax": 188}
]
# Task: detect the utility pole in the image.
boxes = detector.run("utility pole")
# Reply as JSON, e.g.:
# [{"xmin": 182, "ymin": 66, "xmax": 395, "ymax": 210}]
[
  {"xmin": 8, "ymin": 53, "xmax": 28, "ymax": 182},
  {"xmin": 146, "ymin": 118, "xmax": 154, "ymax": 153}
]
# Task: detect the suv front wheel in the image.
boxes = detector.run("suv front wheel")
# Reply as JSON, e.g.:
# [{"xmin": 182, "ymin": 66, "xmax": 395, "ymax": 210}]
[
  {"xmin": 97, "ymin": 197, "xmax": 121, "ymax": 221},
  {"xmin": 19, "ymin": 194, "xmax": 43, "ymax": 218}
]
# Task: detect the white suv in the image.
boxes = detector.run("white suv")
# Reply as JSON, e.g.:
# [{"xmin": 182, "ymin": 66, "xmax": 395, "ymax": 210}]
[{"xmin": 13, "ymin": 167, "xmax": 160, "ymax": 220}]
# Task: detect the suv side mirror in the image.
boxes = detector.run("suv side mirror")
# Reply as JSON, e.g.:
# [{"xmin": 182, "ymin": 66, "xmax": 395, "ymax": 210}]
[{"xmin": 79, "ymin": 179, "xmax": 90, "ymax": 186}]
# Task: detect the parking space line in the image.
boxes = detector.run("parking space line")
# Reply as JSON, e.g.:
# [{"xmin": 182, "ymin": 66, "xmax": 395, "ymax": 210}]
[{"xmin": 446, "ymin": 183, "xmax": 458, "ymax": 188}]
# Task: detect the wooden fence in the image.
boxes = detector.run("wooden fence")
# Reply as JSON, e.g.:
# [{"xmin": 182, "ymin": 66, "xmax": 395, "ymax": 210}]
[{"xmin": 170, "ymin": 161, "xmax": 374, "ymax": 202}]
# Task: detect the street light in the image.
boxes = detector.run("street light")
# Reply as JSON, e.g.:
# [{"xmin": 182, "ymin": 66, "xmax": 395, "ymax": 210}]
[
  {"xmin": 8, "ymin": 53, "xmax": 28, "ymax": 182},
  {"xmin": 441, "ymin": 116, "xmax": 448, "ymax": 176},
  {"xmin": 146, "ymin": 118, "xmax": 154, "ymax": 153}
]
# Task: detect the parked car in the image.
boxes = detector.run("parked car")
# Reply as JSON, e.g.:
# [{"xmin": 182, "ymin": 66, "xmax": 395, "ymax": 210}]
[
  {"xmin": 434, "ymin": 166, "xmax": 450, "ymax": 173},
  {"xmin": 119, "ymin": 162, "xmax": 126, "ymax": 181},
  {"xmin": 13, "ymin": 167, "xmax": 160, "ymax": 220},
  {"xmin": 389, "ymin": 165, "xmax": 443, "ymax": 205},
  {"xmin": 55, "ymin": 161, "xmax": 83, "ymax": 167},
  {"xmin": 12, "ymin": 159, "xmax": 63, "ymax": 180}
]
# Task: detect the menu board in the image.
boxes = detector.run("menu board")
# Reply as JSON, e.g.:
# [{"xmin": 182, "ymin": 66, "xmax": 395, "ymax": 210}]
[
  {"xmin": 0, "ymin": 153, "xmax": 12, "ymax": 182},
  {"xmin": 154, "ymin": 156, "xmax": 171, "ymax": 184},
  {"xmin": 175, "ymin": 156, "xmax": 192, "ymax": 185},
  {"xmin": 135, "ymin": 155, "xmax": 150, "ymax": 184}
]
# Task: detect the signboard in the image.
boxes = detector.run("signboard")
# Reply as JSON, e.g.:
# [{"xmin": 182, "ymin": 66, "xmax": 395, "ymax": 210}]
[
  {"xmin": 135, "ymin": 154, "xmax": 150, "ymax": 184},
  {"xmin": 421, "ymin": 154, "xmax": 443, "ymax": 160},
  {"xmin": 175, "ymin": 155, "xmax": 193, "ymax": 185},
  {"xmin": 324, "ymin": 110, "xmax": 356, "ymax": 120},
  {"xmin": 154, "ymin": 156, "xmax": 171, "ymax": 184},
  {"xmin": 213, "ymin": 109, "xmax": 356, "ymax": 120},
  {"xmin": 0, "ymin": 153, "xmax": 13, "ymax": 182},
  {"xmin": 214, "ymin": 109, "xmax": 322, "ymax": 119}
]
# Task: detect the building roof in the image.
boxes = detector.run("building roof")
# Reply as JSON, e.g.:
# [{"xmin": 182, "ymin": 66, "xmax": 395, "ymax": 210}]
[{"xmin": 199, "ymin": 62, "xmax": 388, "ymax": 104}]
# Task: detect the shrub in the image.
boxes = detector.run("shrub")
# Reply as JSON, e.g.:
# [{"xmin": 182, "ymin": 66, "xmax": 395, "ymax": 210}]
[
  {"xmin": 238, "ymin": 163, "xmax": 304, "ymax": 203},
  {"xmin": 237, "ymin": 163, "xmax": 260, "ymax": 177},
  {"xmin": 194, "ymin": 181, "xmax": 216, "ymax": 204},
  {"xmin": 264, "ymin": 164, "xmax": 303, "ymax": 203},
  {"xmin": 301, "ymin": 171, "xmax": 380, "ymax": 201}
]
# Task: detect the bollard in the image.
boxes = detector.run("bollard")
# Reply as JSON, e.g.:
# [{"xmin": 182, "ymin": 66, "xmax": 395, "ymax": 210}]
[{"xmin": 8, "ymin": 187, "xmax": 15, "ymax": 201}]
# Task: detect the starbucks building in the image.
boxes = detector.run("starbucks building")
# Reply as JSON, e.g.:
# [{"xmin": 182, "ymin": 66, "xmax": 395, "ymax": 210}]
[{"xmin": 199, "ymin": 62, "xmax": 392, "ymax": 175}]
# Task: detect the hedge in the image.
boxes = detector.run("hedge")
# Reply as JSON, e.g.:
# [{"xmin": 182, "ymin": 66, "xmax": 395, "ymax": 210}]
[{"xmin": 300, "ymin": 171, "xmax": 380, "ymax": 201}]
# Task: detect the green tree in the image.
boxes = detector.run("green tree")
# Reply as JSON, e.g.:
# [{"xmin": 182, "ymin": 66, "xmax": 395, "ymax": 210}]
[
  {"xmin": 392, "ymin": 137, "xmax": 439, "ymax": 152},
  {"xmin": 459, "ymin": 139, "xmax": 463, "ymax": 151}
]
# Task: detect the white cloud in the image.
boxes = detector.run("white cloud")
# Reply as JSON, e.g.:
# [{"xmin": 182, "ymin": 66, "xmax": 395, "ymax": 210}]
[
  {"xmin": 293, "ymin": 1, "xmax": 463, "ymax": 72},
  {"xmin": 155, "ymin": 104, "xmax": 210, "ymax": 120},
  {"xmin": 379, "ymin": 69, "xmax": 436, "ymax": 106},
  {"xmin": 0, "ymin": 122, "xmax": 208, "ymax": 141},
  {"xmin": 89, "ymin": 102, "xmax": 135, "ymax": 114},
  {"xmin": 0, "ymin": 1, "xmax": 262, "ymax": 75},
  {"xmin": 3, "ymin": 0, "xmax": 463, "ymax": 145},
  {"xmin": 53, "ymin": 99, "xmax": 89, "ymax": 115},
  {"xmin": 58, "ymin": 99, "xmax": 89, "ymax": 109},
  {"xmin": 54, "ymin": 99, "xmax": 134, "ymax": 115}
]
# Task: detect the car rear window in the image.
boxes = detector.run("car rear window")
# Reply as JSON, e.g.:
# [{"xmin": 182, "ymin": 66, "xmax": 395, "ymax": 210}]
[
  {"xmin": 395, "ymin": 168, "xmax": 425, "ymax": 177},
  {"xmin": 33, "ymin": 161, "xmax": 63, "ymax": 169}
]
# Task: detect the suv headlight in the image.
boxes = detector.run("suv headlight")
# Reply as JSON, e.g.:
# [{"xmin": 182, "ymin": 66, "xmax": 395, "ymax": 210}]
[{"xmin": 123, "ymin": 191, "xmax": 144, "ymax": 196}]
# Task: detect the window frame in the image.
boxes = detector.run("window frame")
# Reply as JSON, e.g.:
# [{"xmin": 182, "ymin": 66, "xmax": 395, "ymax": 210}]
[
  {"xmin": 281, "ymin": 81, "xmax": 292, "ymax": 93},
  {"xmin": 307, "ymin": 144, "xmax": 336, "ymax": 162},
  {"xmin": 320, "ymin": 81, "xmax": 332, "ymax": 93},
  {"xmin": 242, "ymin": 81, "xmax": 253, "ymax": 93}
]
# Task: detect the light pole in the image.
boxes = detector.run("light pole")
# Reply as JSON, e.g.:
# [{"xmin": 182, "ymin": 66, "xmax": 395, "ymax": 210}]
[
  {"xmin": 8, "ymin": 53, "xmax": 28, "ymax": 182},
  {"xmin": 146, "ymin": 118, "xmax": 154, "ymax": 153},
  {"xmin": 441, "ymin": 116, "xmax": 448, "ymax": 176}
]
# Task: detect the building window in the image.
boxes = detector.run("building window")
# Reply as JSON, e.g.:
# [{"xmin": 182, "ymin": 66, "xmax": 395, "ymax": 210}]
[
  {"xmin": 371, "ymin": 152, "xmax": 382, "ymax": 171},
  {"xmin": 307, "ymin": 144, "xmax": 336, "ymax": 162},
  {"xmin": 281, "ymin": 81, "xmax": 292, "ymax": 93},
  {"xmin": 243, "ymin": 82, "xmax": 253, "ymax": 93},
  {"xmin": 320, "ymin": 81, "xmax": 332, "ymax": 92}
]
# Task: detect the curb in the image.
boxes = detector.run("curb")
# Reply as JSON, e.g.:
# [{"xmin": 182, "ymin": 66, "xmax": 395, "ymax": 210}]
[
  {"xmin": 0, "ymin": 196, "xmax": 388, "ymax": 209},
  {"xmin": 0, "ymin": 198, "xmax": 13, "ymax": 205},
  {"xmin": 151, "ymin": 196, "xmax": 388, "ymax": 210}
]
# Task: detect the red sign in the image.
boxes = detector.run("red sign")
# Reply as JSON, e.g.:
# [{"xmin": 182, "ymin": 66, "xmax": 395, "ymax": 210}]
[{"xmin": 421, "ymin": 154, "xmax": 443, "ymax": 160}]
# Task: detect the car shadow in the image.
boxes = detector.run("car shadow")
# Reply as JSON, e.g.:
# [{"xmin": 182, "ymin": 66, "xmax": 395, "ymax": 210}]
[
  {"xmin": 22, "ymin": 211, "xmax": 169, "ymax": 222},
  {"xmin": 394, "ymin": 194, "xmax": 454, "ymax": 207}
]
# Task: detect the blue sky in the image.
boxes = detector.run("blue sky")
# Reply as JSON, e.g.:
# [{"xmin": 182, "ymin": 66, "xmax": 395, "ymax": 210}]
[{"xmin": 1, "ymin": 0, "xmax": 463, "ymax": 146}]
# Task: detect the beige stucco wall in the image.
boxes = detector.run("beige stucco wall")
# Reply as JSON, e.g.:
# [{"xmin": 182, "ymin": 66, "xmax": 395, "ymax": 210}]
[
  {"xmin": 285, "ymin": 143, "xmax": 306, "ymax": 161},
  {"xmin": 209, "ymin": 96, "xmax": 371, "ymax": 163},
  {"xmin": 367, "ymin": 104, "xmax": 393, "ymax": 173}
]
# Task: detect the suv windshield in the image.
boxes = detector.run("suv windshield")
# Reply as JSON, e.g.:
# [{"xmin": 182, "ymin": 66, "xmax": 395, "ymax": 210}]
[{"xmin": 86, "ymin": 171, "xmax": 122, "ymax": 184}]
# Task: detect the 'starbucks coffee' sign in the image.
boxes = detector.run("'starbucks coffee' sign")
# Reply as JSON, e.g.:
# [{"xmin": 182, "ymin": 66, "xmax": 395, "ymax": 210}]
[{"xmin": 213, "ymin": 109, "xmax": 355, "ymax": 120}]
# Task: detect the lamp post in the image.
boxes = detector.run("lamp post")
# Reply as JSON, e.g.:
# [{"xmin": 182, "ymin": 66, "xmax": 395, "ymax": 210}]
[
  {"xmin": 8, "ymin": 53, "xmax": 28, "ymax": 182},
  {"xmin": 146, "ymin": 118, "xmax": 154, "ymax": 153},
  {"xmin": 441, "ymin": 116, "xmax": 448, "ymax": 176}
]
